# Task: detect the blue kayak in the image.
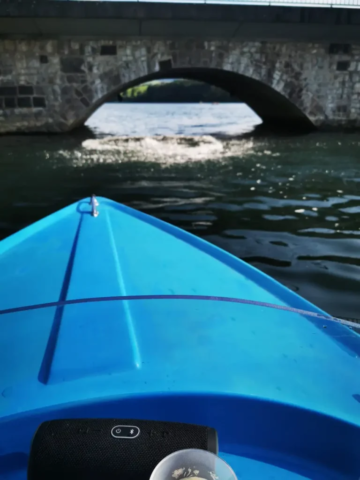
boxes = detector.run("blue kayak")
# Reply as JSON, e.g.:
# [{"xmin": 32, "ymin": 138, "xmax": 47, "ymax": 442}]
[{"xmin": 0, "ymin": 196, "xmax": 360, "ymax": 479}]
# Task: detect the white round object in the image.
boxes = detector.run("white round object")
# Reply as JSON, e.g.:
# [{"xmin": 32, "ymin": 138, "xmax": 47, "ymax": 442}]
[{"xmin": 150, "ymin": 449, "xmax": 237, "ymax": 480}]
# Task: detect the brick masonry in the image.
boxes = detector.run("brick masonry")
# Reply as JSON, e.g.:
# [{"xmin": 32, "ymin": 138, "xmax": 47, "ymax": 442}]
[{"xmin": 0, "ymin": 39, "xmax": 359, "ymax": 133}]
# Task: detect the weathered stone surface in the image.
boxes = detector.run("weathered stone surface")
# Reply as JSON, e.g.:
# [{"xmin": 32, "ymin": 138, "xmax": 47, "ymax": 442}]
[
  {"xmin": 0, "ymin": 38, "xmax": 360, "ymax": 133},
  {"xmin": 80, "ymin": 97, "xmax": 90, "ymax": 107},
  {"xmin": 34, "ymin": 86, "xmax": 45, "ymax": 96},
  {"xmin": 81, "ymin": 84, "xmax": 93, "ymax": 97}
]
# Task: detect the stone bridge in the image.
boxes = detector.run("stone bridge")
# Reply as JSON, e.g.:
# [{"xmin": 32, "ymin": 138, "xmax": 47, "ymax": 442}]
[{"xmin": 0, "ymin": 2, "xmax": 360, "ymax": 133}]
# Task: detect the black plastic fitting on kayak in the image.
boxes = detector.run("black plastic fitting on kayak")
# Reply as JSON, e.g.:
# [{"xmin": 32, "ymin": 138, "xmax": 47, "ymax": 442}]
[{"xmin": 28, "ymin": 418, "xmax": 218, "ymax": 480}]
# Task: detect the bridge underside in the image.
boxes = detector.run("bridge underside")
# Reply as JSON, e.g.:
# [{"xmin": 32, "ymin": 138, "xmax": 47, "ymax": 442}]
[{"xmin": 111, "ymin": 68, "xmax": 315, "ymax": 133}]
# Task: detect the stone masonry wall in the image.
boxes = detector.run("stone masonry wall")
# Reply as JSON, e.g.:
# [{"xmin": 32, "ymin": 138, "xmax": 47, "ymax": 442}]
[{"xmin": 0, "ymin": 39, "xmax": 359, "ymax": 133}]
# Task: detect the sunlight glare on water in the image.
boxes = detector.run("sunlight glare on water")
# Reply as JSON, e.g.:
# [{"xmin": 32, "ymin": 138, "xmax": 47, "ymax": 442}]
[
  {"xmin": 83, "ymin": 104, "xmax": 261, "ymax": 164},
  {"xmin": 85, "ymin": 103, "xmax": 262, "ymax": 137}
]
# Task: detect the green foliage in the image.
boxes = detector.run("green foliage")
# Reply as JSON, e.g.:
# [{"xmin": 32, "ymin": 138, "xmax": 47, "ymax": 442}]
[
  {"xmin": 119, "ymin": 80, "xmax": 238, "ymax": 103},
  {"xmin": 125, "ymin": 85, "xmax": 148, "ymax": 98}
]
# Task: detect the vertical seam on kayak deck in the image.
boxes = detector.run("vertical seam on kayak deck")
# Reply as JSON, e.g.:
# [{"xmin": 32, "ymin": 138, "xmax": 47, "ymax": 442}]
[
  {"xmin": 38, "ymin": 214, "xmax": 83, "ymax": 384},
  {"xmin": 106, "ymin": 209, "xmax": 141, "ymax": 369}
]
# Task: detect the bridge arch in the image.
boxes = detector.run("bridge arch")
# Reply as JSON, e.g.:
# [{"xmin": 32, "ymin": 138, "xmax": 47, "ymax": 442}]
[
  {"xmin": 80, "ymin": 67, "xmax": 315, "ymax": 133},
  {"xmin": 61, "ymin": 40, "xmax": 326, "ymax": 133}
]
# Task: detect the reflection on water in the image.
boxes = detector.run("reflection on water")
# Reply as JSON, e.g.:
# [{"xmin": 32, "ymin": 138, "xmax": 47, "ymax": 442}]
[{"xmin": 0, "ymin": 103, "xmax": 359, "ymax": 320}]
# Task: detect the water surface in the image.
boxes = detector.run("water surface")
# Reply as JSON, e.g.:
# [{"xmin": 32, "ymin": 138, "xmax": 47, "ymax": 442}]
[{"xmin": 0, "ymin": 103, "xmax": 359, "ymax": 319}]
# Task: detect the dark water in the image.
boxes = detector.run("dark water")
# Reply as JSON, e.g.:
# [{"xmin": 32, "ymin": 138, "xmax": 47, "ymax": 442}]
[{"xmin": 0, "ymin": 103, "xmax": 359, "ymax": 319}]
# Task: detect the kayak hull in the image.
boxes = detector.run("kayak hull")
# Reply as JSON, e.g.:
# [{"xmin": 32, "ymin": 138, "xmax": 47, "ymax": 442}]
[{"xmin": 0, "ymin": 197, "xmax": 359, "ymax": 480}]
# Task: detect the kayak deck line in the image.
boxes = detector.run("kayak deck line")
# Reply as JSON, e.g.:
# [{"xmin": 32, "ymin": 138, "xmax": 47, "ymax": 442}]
[
  {"xmin": 42, "ymin": 209, "xmax": 142, "ymax": 385},
  {"xmin": 0, "ymin": 294, "xmax": 356, "ymax": 327},
  {"xmin": 38, "ymin": 215, "xmax": 84, "ymax": 385}
]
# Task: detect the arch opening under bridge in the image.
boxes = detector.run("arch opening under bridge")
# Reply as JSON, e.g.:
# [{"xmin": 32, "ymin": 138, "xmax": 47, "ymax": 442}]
[{"xmin": 78, "ymin": 67, "xmax": 316, "ymax": 134}]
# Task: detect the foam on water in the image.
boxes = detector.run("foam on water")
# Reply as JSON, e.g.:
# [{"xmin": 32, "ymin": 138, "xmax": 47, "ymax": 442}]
[{"xmin": 81, "ymin": 135, "xmax": 254, "ymax": 164}]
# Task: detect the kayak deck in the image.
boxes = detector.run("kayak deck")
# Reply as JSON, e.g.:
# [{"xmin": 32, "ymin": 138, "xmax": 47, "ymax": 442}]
[{"xmin": 0, "ymin": 197, "xmax": 324, "ymax": 312}]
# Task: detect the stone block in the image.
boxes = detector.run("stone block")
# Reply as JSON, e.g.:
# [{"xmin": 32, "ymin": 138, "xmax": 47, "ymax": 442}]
[
  {"xmin": 50, "ymin": 86, "xmax": 61, "ymax": 103},
  {"xmin": 86, "ymin": 61, "xmax": 94, "ymax": 74},
  {"xmin": 48, "ymin": 74, "xmax": 60, "ymax": 85},
  {"xmin": 109, "ymin": 73, "xmax": 121, "ymax": 87},
  {"xmin": 36, "ymin": 74, "xmax": 49, "ymax": 85},
  {"xmin": 0, "ymin": 86, "xmax": 16, "ymax": 96},
  {"xmin": 35, "ymin": 86, "xmax": 45, "ymax": 96},
  {"xmin": 18, "ymin": 85, "xmax": 34, "ymax": 96},
  {"xmin": 4, "ymin": 97, "xmax": 16, "ymax": 108},
  {"xmin": 60, "ymin": 57, "xmax": 84, "ymax": 74},
  {"xmin": 45, "ymin": 41, "xmax": 56, "ymax": 54},
  {"xmin": 33, "ymin": 97, "xmax": 46, "ymax": 108},
  {"xmin": 67, "ymin": 75, "xmax": 78, "ymax": 84},
  {"xmin": 61, "ymin": 85, "xmax": 72, "ymax": 97},
  {"xmin": 58, "ymin": 41, "xmax": 70, "ymax": 55},
  {"xmin": 17, "ymin": 97, "xmax": 32, "ymax": 108},
  {"xmin": 337, "ymin": 61, "xmax": 350, "ymax": 71},
  {"xmin": 100, "ymin": 45, "xmax": 117, "ymax": 56},
  {"xmin": 82, "ymin": 84, "xmax": 93, "ymax": 97},
  {"xmin": 21, "ymin": 75, "xmax": 38, "ymax": 86},
  {"xmin": 28, "ymin": 58, "xmax": 40, "ymax": 70},
  {"xmin": 99, "ymin": 71, "xmax": 111, "ymax": 82}
]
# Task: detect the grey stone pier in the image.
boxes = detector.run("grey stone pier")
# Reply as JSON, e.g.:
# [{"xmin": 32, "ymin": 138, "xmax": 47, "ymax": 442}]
[{"xmin": 1, "ymin": 1, "xmax": 360, "ymax": 133}]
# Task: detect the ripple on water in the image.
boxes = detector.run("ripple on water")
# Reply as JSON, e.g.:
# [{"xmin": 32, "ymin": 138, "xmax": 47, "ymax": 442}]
[{"xmin": 0, "ymin": 103, "xmax": 360, "ymax": 320}]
